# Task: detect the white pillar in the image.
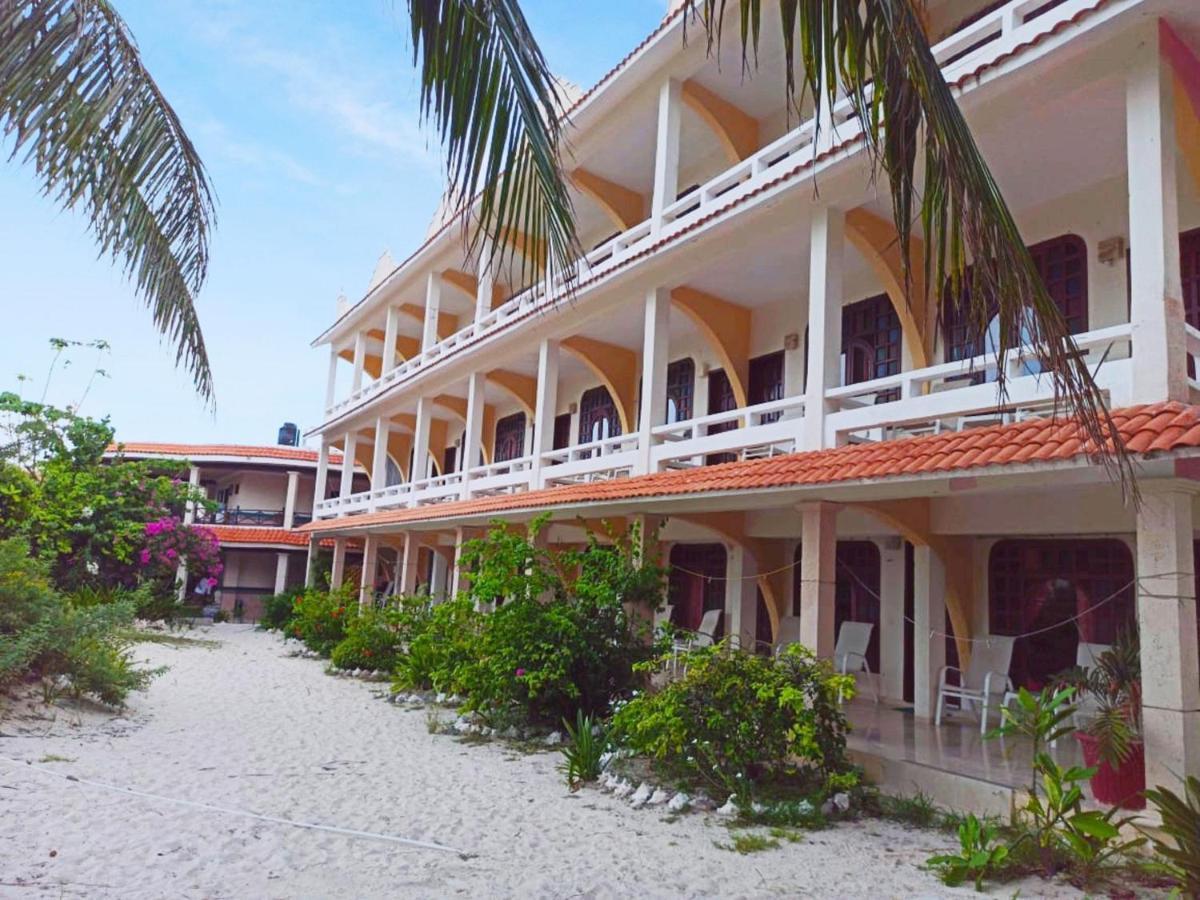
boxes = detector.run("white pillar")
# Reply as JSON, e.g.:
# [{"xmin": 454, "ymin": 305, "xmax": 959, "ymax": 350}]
[
  {"xmin": 314, "ymin": 442, "xmax": 331, "ymax": 515},
  {"xmin": 183, "ymin": 465, "xmax": 201, "ymax": 525},
  {"xmin": 804, "ymin": 205, "xmax": 844, "ymax": 450},
  {"xmin": 381, "ymin": 305, "xmax": 401, "ymax": 373},
  {"xmin": 411, "ymin": 397, "xmax": 432, "ymax": 489},
  {"xmin": 531, "ymin": 339, "xmax": 560, "ymax": 487},
  {"xmin": 274, "ymin": 552, "xmax": 290, "ymax": 595},
  {"xmin": 460, "ymin": 374, "xmax": 486, "ymax": 497},
  {"xmin": 476, "ymin": 241, "xmax": 495, "ymax": 322},
  {"xmin": 879, "ymin": 540, "xmax": 906, "ymax": 702},
  {"xmin": 422, "ymin": 272, "xmax": 442, "ymax": 351},
  {"xmin": 339, "ymin": 432, "xmax": 357, "ymax": 500},
  {"xmin": 351, "ymin": 331, "xmax": 367, "ymax": 393},
  {"xmin": 638, "ymin": 287, "xmax": 671, "ymax": 474},
  {"xmin": 324, "ymin": 345, "xmax": 339, "ymax": 411},
  {"xmin": 330, "ymin": 537, "xmax": 347, "ymax": 589},
  {"xmin": 400, "ymin": 533, "xmax": 421, "ymax": 594},
  {"xmin": 1136, "ymin": 483, "xmax": 1200, "ymax": 789},
  {"xmin": 798, "ymin": 502, "xmax": 838, "ymax": 658},
  {"xmin": 1127, "ymin": 26, "xmax": 1187, "ymax": 403},
  {"xmin": 371, "ymin": 416, "xmax": 389, "ymax": 503},
  {"xmin": 283, "ymin": 470, "xmax": 300, "ymax": 529},
  {"xmin": 450, "ymin": 527, "xmax": 469, "ymax": 599},
  {"xmin": 651, "ymin": 78, "xmax": 682, "ymax": 230},
  {"xmin": 304, "ymin": 537, "xmax": 318, "ymax": 588},
  {"xmin": 359, "ymin": 534, "xmax": 378, "ymax": 606},
  {"xmin": 912, "ymin": 545, "xmax": 947, "ymax": 720},
  {"xmin": 430, "ymin": 549, "xmax": 449, "ymax": 601},
  {"xmin": 723, "ymin": 544, "xmax": 757, "ymax": 651}
]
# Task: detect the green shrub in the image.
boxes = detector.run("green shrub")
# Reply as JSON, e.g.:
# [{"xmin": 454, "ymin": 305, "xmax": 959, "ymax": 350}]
[
  {"xmin": 331, "ymin": 605, "xmax": 404, "ymax": 671},
  {"xmin": 260, "ymin": 590, "xmax": 302, "ymax": 631},
  {"xmin": 288, "ymin": 584, "xmax": 356, "ymax": 656},
  {"xmin": 927, "ymin": 814, "xmax": 1011, "ymax": 891},
  {"xmin": 610, "ymin": 643, "xmax": 855, "ymax": 798},
  {"xmin": 394, "ymin": 597, "xmax": 480, "ymax": 692},
  {"xmin": 0, "ymin": 538, "xmax": 159, "ymax": 706},
  {"xmin": 1144, "ymin": 776, "xmax": 1200, "ymax": 896}
]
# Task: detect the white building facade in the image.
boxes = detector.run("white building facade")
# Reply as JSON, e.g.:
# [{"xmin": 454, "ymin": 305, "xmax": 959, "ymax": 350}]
[{"xmin": 302, "ymin": 0, "xmax": 1200, "ymax": 800}]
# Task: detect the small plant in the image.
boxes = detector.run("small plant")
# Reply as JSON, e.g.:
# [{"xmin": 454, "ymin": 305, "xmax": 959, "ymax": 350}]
[
  {"xmin": 211, "ymin": 608, "xmax": 230, "ymax": 623},
  {"xmin": 330, "ymin": 604, "xmax": 403, "ymax": 671},
  {"xmin": 718, "ymin": 832, "xmax": 780, "ymax": 854},
  {"xmin": 879, "ymin": 791, "xmax": 941, "ymax": 828},
  {"xmin": 558, "ymin": 711, "xmax": 608, "ymax": 790},
  {"xmin": 1061, "ymin": 629, "xmax": 1142, "ymax": 767},
  {"xmin": 927, "ymin": 814, "xmax": 1010, "ymax": 891},
  {"xmin": 1143, "ymin": 776, "xmax": 1200, "ymax": 896}
]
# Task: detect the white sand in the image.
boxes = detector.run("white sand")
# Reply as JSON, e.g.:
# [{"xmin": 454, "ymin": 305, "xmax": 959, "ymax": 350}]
[{"xmin": 0, "ymin": 625, "xmax": 1083, "ymax": 899}]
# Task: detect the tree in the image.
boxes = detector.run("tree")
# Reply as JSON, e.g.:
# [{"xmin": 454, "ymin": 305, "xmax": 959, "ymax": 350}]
[{"xmin": 1, "ymin": 1, "xmax": 217, "ymax": 401}]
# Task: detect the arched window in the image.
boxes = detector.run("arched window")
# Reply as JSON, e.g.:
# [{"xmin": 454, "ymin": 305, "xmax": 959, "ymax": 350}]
[
  {"xmin": 842, "ymin": 293, "xmax": 901, "ymax": 396},
  {"xmin": 668, "ymin": 544, "xmax": 726, "ymax": 632},
  {"xmin": 666, "ymin": 358, "xmax": 695, "ymax": 424},
  {"xmin": 384, "ymin": 457, "xmax": 403, "ymax": 486},
  {"xmin": 578, "ymin": 386, "xmax": 620, "ymax": 444},
  {"xmin": 493, "ymin": 412, "xmax": 527, "ymax": 462},
  {"xmin": 942, "ymin": 234, "xmax": 1088, "ymax": 365},
  {"xmin": 989, "ymin": 539, "xmax": 1134, "ymax": 691}
]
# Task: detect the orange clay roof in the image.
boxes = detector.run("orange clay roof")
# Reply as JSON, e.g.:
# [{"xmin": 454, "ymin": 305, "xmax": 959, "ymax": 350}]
[
  {"xmin": 300, "ymin": 402, "xmax": 1200, "ymax": 533},
  {"xmin": 109, "ymin": 443, "xmax": 343, "ymax": 465},
  {"xmin": 208, "ymin": 526, "xmax": 311, "ymax": 547}
]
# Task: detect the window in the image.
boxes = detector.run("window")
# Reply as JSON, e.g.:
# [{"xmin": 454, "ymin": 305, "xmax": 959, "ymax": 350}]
[
  {"xmin": 552, "ymin": 413, "xmax": 572, "ymax": 451},
  {"xmin": 989, "ymin": 539, "xmax": 1135, "ymax": 691},
  {"xmin": 385, "ymin": 457, "xmax": 404, "ymax": 486},
  {"xmin": 1182, "ymin": 227, "xmax": 1200, "ymax": 328},
  {"xmin": 666, "ymin": 358, "xmax": 695, "ymax": 424},
  {"xmin": 842, "ymin": 293, "xmax": 901, "ymax": 401},
  {"xmin": 749, "ymin": 351, "xmax": 785, "ymax": 422},
  {"xmin": 441, "ymin": 447, "xmax": 456, "ymax": 477},
  {"xmin": 942, "ymin": 234, "xmax": 1088, "ymax": 366},
  {"xmin": 668, "ymin": 544, "xmax": 726, "ymax": 632},
  {"xmin": 705, "ymin": 368, "xmax": 738, "ymax": 465},
  {"xmin": 493, "ymin": 412, "xmax": 526, "ymax": 463},
  {"xmin": 578, "ymin": 386, "xmax": 620, "ymax": 444},
  {"xmin": 792, "ymin": 541, "xmax": 881, "ymax": 671}
]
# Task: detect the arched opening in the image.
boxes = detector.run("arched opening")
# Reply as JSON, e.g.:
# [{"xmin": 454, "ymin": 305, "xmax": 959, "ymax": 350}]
[
  {"xmin": 666, "ymin": 357, "xmax": 695, "ymax": 424},
  {"xmin": 842, "ymin": 293, "xmax": 901, "ymax": 401},
  {"xmin": 792, "ymin": 541, "xmax": 882, "ymax": 671},
  {"xmin": 493, "ymin": 411, "xmax": 527, "ymax": 463},
  {"xmin": 668, "ymin": 544, "xmax": 725, "ymax": 633},
  {"xmin": 578, "ymin": 386, "xmax": 621, "ymax": 444},
  {"xmin": 988, "ymin": 539, "xmax": 1135, "ymax": 691}
]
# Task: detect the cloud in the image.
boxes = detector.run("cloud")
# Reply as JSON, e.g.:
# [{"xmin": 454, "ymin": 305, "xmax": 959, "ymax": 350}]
[{"xmin": 194, "ymin": 117, "xmax": 324, "ymax": 187}]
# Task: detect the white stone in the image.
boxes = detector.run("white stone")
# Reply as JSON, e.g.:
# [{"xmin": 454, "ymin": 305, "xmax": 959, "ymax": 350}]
[
  {"xmin": 629, "ymin": 783, "xmax": 652, "ymax": 808},
  {"xmin": 612, "ymin": 780, "xmax": 633, "ymax": 799},
  {"xmin": 716, "ymin": 796, "xmax": 738, "ymax": 817},
  {"xmin": 598, "ymin": 751, "xmax": 615, "ymax": 772},
  {"xmin": 435, "ymin": 692, "xmax": 447, "ymax": 704},
  {"xmin": 542, "ymin": 731, "xmax": 563, "ymax": 746},
  {"xmin": 666, "ymin": 792, "xmax": 691, "ymax": 813},
  {"xmin": 648, "ymin": 787, "xmax": 671, "ymax": 806},
  {"xmin": 832, "ymin": 792, "xmax": 851, "ymax": 812}
]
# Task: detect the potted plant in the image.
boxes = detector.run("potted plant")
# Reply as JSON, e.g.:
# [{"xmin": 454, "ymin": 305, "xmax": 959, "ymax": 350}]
[{"xmin": 1064, "ymin": 630, "xmax": 1144, "ymax": 809}]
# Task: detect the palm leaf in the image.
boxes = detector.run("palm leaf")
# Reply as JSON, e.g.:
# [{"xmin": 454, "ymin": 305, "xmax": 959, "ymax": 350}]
[
  {"xmin": 407, "ymin": 0, "xmax": 579, "ymax": 295},
  {"xmin": 685, "ymin": 0, "xmax": 1133, "ymax": 490},
  {"xmin": 0, "ymin": 0, "xmax": 217, "ymax": 402}
]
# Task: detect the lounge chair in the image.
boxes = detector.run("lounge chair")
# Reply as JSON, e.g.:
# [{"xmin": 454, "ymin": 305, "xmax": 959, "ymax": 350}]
[
  {"xmin": 672, "ymin": 609, "xmax": 722, "ymax": 675},
  {"xmin": 832, "ymin": 621, "xmax": 878, "ymax": 703},
  {"xmin": 935, "ymin": 636, "xmax": 1015, "ymax": 735}
]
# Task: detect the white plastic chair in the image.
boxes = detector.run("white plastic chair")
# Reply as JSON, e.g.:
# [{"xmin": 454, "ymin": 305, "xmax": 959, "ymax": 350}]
[
  {"xmin": 935, "ymin": 636, "xmax": 1015, "ymax": 735},
  {"xmin": 672, "ymin": 609, "xmax": 722, "ymax": 675},
  {"xmin": 772, "ymin": 615, "xmax": 802, "ymax": 655},
  {"xmin": 833, "ymin": 621, "xmax": 878, "ymax": 703}
]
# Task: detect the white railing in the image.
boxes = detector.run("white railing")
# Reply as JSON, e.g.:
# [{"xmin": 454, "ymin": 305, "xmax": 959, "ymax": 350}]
[
  {"xmin": 650, "ymin": 395, "xmax": 806, "ymax": 467},
  {"xmin": 464, "ymin": 455, "xmax": 535, "ymax": 496},
  {"xmin": 321, "ymin": 0, "xmax": 1102, "ymax": 422},
  {"xmin": 825, "ymin": 323, "xmax": 1133, "ymax": 441},
  {"xmin": 409, "ymin": 471, "xmax": 465, "ymax": 505},
  {"xmin": 540, "ymin": 433, "xmax": 640, "ymax": 485}
]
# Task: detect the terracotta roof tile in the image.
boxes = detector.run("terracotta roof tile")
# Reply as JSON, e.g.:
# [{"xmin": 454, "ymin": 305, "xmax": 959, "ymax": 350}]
[
  {"xmin": 300, "ymin": 402, "xmax": 1200, "ymax": 535},
  {"xmin": 209, "ymin": 526, "xmax": 310, "ymax": 547},
  {"xmin": 109, "ymin": 442, "xmax": 343, "ymax": 465}
]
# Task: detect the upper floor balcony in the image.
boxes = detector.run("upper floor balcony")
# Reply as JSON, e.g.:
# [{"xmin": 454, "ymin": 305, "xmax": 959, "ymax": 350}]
[{"xmin": 314, "ymin": 0, "xmax": 1131, "ymax": 429}]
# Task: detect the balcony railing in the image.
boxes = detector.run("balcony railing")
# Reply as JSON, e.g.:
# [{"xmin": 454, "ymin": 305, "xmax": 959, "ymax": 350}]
[
  {"xmin": 196, "ymin": 507, "xmax": 287, "ymax": 527},
  {"xmin": 321, "ymin": 0, "xmax": 1104, "ymax": 423},
  {"xmin": 650, "ymin": 395, "xmax": 806, "ymax": 468}
]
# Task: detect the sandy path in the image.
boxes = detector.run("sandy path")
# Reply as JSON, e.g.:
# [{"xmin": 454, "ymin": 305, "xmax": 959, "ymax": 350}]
[{"xmin": 0, "ymin": 626, "xmax": 1078, "ymax": 899}]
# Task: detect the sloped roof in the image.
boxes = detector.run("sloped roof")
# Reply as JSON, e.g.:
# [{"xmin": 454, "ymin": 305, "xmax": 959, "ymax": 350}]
[{"xmin": 110, "ymin": 443, "xmax": 344, "ymax": 466}]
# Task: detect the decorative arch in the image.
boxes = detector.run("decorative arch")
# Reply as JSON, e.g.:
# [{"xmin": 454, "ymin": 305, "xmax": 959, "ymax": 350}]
[
  {"xmin": 669, "ymin": 287, "xmax": 750, "ymax": 408},
  {"xmin": 680, "ymin": 79, "xmax": 760, "ymax": 164},
  {"xmin": 561, "ymin": 336, "xmax": 639, "ymax": 434},
  {"xmin": 485, "ymin": 370, "xmax": 537, "ymax": 418},
  {"xmin": 569, "ymin": 168, "xmax": 646, "ymax": 231},
  {"xmin": 441, "ymin": 268, "xmax": 507, "ymax": 310}
]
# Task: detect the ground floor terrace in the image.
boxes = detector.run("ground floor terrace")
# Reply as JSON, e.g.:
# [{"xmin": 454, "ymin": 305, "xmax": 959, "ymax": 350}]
[{"xmin": 303, "ymin": 402, "xmax": 1200, "ymax": 810}]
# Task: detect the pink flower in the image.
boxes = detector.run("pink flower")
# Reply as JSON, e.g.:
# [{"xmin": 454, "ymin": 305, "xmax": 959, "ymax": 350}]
[
  {"xmin": 515, "ymin": 668, "xmax": 526, "ymax": 677},
  {"xmin": 138, "ymin": 549, "xmax": 151, "ymax": 566}
]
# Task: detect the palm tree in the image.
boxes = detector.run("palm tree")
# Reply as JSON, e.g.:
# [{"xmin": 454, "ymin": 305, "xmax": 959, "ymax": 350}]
[{"xmin": 1, "ymin": 0, "xmax": 217, "ymax": 401}]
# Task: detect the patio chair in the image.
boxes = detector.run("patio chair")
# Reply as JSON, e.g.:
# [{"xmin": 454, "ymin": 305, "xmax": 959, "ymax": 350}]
[
  {"xmin": 672, "ymin": 609, "xmax": 722, "ymax": 675},
  {"xmin": 772, "ymin": 615, "xmax": 802, "ymax": 655},
  {"xmin": 653, "ymin": 604, "xmax": 675, "ymax": 636},
  {"xmin": 935, "ymin": 635, "xmax": 1015, "ymax": 735},
  {"xmin": 832, "ymin": 621, "xmax": 878, "ymax": 703}
]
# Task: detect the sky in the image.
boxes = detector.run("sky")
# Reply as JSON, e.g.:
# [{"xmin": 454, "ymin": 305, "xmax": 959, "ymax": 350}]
[{"xmin": 0, "ymin": 0, "xmax": 668, "ymax": 447}]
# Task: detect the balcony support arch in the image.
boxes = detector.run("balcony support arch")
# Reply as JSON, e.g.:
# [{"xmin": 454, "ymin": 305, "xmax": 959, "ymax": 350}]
[
  {"xmin": 669, "ymin": 287, "xmax": 750, "ymax": 408},
  {"xmin": 570, "ymin": 168, "xmax": 646, "ymax": 231},
  {"xmin": 561, "ymin": 336, "xmax": 639, "ymax": 435},
  {"xmin": 680, "ymin": 79, "xmax": 759, "ymax": 164}
]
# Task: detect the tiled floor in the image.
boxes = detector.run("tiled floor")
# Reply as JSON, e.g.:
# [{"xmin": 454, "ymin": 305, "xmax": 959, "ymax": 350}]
[{"xmin": 845, "ymin": 698, "xmax": 1085, "ymax": 792}]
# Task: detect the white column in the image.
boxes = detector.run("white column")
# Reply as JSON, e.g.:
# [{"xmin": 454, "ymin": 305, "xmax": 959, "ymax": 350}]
[
  {"xmin": 359, "ymin": 535, "xmax": 378, "ymax": 606},
  {"xmin": 1136, "ymin": 483, "xmax": 1200, "ymax": 789},
  {"xmin": 460, "ymin": 374, "xmax": 487, "ymax": 497},
  {"xmin": 638, "ymin": 287, "xmax": 671, "ymax": 474},
  {"xmin": 283, "ymin": 470, "xmax": 300, "ymax": 529},
  {"xmin": 804, "ymin": 205, "xmax": 845, "ymax": 450},
  {"xmin": 476, "ymin": 241, "xmax": 495, "ymax": 322},
  {"xmin": 330, "ymin": 537, "xmax": 347, "ymax": 589},
  {"xmin": 381, "ymin": 305, "xmax": 401, "ymax": 373},
  {"xmin": 651, "ymin": 78, "xmax": 682, "ymax": 230},
  {"xmin": 339, "ymin": 433, "xmax": 357, "ymax": 500},
  {"xmin": 422, "ymin": 272, "xmax": 442, "ymax": 351},
  {"xmin": 399, "ymin": 533, "xmax": 421, "ymax": 594},
  {"xmin": 304, "ymin": 537, "xmax": 318, "ymax": 588},
  {"xmin": 430, "ymin": 549, "xmax": 449, "ymax": 601},
  {"xmin": 314, "ymin": 442, "xmax": 331, "ymax": 515},
  {"xmin": 325, "ymin": 345, "xmax": 339, "ymax": 411},
  {"xmin": 274, "ymin": 552, "xmax": 290, "ymax": 595},
  {"xmin": 411, "ymin": 397, "xmax": 432, "ymax": 491},
  {"xmin": 530, "ymin": 339, "xmax": 560, "ymax": 488},
  {"xmin": 351, "ymin": 331, "xmax": 367, "ymax": 394},
  {"xmin": 912, "ymin": 545, "xmax": 947, "ymax": 720},
  {"xmin": 1128, "ymin": 27, "xmax": 1186, "ymax": 403},
  {"xmin": 371, "ymin": 416, "xmax": 389, "ymax": 504},
  {"xmin": 450, "ymin": 527, "xmax": 469, "ymax": 599},
  {"xmin": 879, "ymin": 540, "xmax": 906, "ymax": 702},
  {"xmin": 798, "ymin": 502, "xmax": 838, "ymax": 658},
  {"xmin": 723, "ymin": 544, "xmax": 757, "ymax": 651},
  {"xmin": 183, "ymin": 465, "xmax": 201, "ymax": 525}
]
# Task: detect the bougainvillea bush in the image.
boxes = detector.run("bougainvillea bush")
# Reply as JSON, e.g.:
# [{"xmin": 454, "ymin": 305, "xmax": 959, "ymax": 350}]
[{"xmin": 138, "ymin": 517, "xmax": 222, "ymax": 596}]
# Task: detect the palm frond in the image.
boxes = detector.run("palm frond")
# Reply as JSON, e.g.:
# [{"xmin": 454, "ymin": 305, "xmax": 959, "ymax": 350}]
[
  {"xmin": 0, "ymin": 0, "xmax": 216, "ymax": 402},
  {"xmin": 407, "ymin": 0, "xmax": 579, "ymax": 295},
  {"xmin": 686, "ymin": 0, "xmax": 1133, "ymax": 491}
]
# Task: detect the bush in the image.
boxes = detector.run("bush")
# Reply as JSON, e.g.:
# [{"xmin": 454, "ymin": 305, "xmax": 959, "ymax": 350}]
[
  {"xmin": 610, "ymin": 643, "xmax": 855, "ymax": 798},
  {"xmin": 330, "ymin": 605, "xmax": 404, "ymax": 671},
  {"xmin": 394, "ymin": 596, "xmax": 480, "ymax": 693},
  {"xmin": 288, "ymin": 584, "xmax": 356, "ymax": 656},
  {"xmin": 260, "ymin": 590, "xmax": 302, "ymax": 631},
  {"xmin": 0, "ymin": 538, "xmax": 159, "ymax": 706}
]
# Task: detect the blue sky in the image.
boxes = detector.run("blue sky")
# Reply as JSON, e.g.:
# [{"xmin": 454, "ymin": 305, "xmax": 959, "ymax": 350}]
[{"xmin": 0, "ymin": 0, "xmax": 667, "ymax": 446}]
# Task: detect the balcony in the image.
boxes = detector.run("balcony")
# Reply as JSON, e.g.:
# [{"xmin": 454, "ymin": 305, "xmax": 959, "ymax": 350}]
[
  {"xmin": 320, "ymin": 0, "xmax": 1107, "ymax": 426},
  {"xmin": 197, "ymin": 507, "xmax": 287, "ymax": 527}
]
